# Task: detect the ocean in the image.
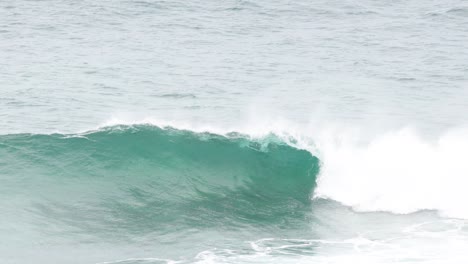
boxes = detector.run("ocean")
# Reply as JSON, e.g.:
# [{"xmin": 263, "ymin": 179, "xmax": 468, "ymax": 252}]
[{"xmin": 1, "ymin": 0, "xmax": 468, "ymax": 263}]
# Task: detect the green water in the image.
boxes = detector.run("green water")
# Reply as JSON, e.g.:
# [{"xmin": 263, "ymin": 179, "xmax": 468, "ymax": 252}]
[{"xmin": 1, "ymin": 125, "xmax": 322, "ymax": 262}]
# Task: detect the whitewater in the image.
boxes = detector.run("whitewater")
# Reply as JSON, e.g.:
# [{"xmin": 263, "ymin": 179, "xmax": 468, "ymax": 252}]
[{"xmin": 2, "ymin": 0, "xmax": 468, "ymax": 263}]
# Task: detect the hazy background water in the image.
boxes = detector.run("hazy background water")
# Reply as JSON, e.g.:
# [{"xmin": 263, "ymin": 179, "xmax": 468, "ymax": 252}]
[{"xmin": 1, "ymin": 0, "xmax": 468, "ymax": 135}]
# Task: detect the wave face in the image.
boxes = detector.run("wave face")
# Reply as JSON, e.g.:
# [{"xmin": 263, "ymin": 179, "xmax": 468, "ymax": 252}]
[{"xmin": 0, "ymin": 125, "xmax": 320, "ymax": 235}]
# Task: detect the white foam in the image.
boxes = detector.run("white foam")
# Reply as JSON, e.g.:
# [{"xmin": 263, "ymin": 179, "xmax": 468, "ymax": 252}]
[{"xmin": 313, "ymin": 127, "xmax": 468, "ymax": 219}]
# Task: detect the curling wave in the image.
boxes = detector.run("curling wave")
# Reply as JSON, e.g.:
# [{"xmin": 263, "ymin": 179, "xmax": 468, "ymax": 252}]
[{"xmin": 0, "ymin": 125, "xmax": 320, "ymax": 233}]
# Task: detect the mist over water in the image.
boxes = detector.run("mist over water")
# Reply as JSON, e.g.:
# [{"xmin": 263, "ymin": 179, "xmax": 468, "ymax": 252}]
[{"xmin": 1, "ymin": 0, "xmax": 468, "ymax": 263}]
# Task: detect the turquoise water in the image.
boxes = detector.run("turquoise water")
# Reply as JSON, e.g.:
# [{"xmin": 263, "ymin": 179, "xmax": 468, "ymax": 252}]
[
  {"xmin": 2, "ymin": 0, "xmax": 468, "ymax": 263},
  {"xmin": 1, "ymin": 126, "xmax": 320, "ymax": 262}
]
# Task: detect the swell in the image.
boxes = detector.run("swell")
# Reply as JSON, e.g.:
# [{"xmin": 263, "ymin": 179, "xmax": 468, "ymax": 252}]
[{"xmin": 0, "ymin": 125, "xmax": 319, "ymax": 236}]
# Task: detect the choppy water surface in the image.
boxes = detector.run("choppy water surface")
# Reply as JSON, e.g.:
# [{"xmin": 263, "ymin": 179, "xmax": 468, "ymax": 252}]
[{"xmin": 1, "ymin": 0, "xmax": 468, "ymax": 263}]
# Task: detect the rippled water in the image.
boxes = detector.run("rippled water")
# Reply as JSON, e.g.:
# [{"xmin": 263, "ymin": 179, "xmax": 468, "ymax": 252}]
[{"xmin": 2, "ymin": 0, "xmax": 468, "ymax": 133}]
